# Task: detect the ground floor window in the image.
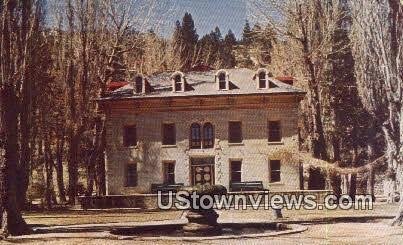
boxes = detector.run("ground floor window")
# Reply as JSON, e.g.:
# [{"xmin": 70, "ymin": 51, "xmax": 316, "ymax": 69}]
[
  {"xmin": 164, "ymin": 162, "xmax": 175, "ymax": 184},
  {"xmin": 269, "ymin": 160, "xmax": 281, "ymax": 183},
  {"xmin": 126, "ymin": 164, "xmax": 138, "ymax": 187},
  {"xmin": 230, "ymin": 160, "xmax": 242, "ymax": 184}
]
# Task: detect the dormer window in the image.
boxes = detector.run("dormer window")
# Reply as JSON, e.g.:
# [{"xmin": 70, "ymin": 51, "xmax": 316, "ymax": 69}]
[
  {"xmin": 217, "ymin": 70, "xmax": 228, "ymax": 90},
  {"xmin": 172, "ymin": 72, "xmax": 185, "ymax": 92},
  {"xmin": 256, "ymin": 69, "xmax": 277, "ymax": 89},
  {"xmin": 256, "ymin": 69, "xmax": 269, "ymax": 89},
  {"xmin": 258, "ymin": 71, "xmax": 267, "ymax": 89},
  {"xmin": 134, "ymin": 75, "xmax": 144, "ymax": 94}
]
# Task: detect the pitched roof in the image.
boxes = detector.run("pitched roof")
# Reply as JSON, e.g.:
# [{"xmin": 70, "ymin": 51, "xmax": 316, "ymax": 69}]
[{"xmin": 100, "ymin": 68, "xmax": 305, "ymax": 101}]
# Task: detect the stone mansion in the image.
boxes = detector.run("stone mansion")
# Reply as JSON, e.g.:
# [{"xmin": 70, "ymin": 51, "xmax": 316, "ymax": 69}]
[{"xmin": 98, "ymin": 67, "xmax": 306, "ymax": 195}]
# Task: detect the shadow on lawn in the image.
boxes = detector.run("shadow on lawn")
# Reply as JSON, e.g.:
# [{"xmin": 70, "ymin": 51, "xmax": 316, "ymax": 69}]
[
  {"xmin": 285, "ymin": 216, "xmax": 393, "ymax": 225},
  {"xmin": 29, "ymin": 216, "xmax": 394, "ymax": 235}
]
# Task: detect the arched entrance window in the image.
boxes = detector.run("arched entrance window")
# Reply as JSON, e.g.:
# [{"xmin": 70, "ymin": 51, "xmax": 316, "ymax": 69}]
[
  {"xmin": 203, "ymin": 123, "xmax": 214, "ymax": 148},
  {"xmin": 190, "ymin": 123, "xmax": 201, "ymax": 149}
]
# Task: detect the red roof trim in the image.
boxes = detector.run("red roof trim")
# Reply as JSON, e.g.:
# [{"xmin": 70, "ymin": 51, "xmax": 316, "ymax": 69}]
[{"xmin": 107, "ymin": 81, "xmax": 129, "ymax": 91}]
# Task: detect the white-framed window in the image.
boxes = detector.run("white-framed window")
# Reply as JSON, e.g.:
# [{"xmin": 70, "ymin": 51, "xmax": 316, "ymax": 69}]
[
  {"xmin": 163, "ymin": 161, "xmax": 175, "ymax": 184},
  {"xmin": 228, "ymin": 121, "xmax": 242, "ymax": 143},
  {"xmin": 258, "ymin": 70, "xmax": 267, "ymax": 89},
  {"xmin": 230, "ymin": 160, "xmax": 242, "ymax": 184},
  {"xmin": 162, "ymin": 122, "xmax": 176, "ymax": 145},
  {"xmin": 123, "ymin": 125, "xmax": 137, "ymax": 147},
  {"xmin": 172, "ymin": 71, "xmax": 185, "ymax": 92},
  {"xmin": 126, "ymin": 163, "xmax": 138, "ymax": 187},
  {"xmin": 269, "ymin": 160, "xmax": 281, "ymax": 183},
  {"xmin": 216, "ymin": 70, "xmax": 228, "ymax": 90},
  {"xmin": 268, "ymin": 120, "xmax": 282, "ymax": 142}
]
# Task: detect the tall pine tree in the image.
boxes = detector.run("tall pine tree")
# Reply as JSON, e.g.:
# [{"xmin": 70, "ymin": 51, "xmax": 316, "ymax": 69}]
[
  {"xmin": 172, "ymin": 13, "xmax": 199, "ymax": 71},
  {"xmin": 222, "ymin": 29, "xmax": 237, "ymax": 68}
]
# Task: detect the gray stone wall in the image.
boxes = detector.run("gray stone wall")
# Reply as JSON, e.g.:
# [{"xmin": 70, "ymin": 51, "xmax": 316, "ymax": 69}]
[{"xmin": 105, "ymin": 106, "xmax": 302, "ymax": 195}]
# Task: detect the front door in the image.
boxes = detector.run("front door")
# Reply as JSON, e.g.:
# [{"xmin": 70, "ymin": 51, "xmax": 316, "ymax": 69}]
[{"xmin": 191, "ymin": 157, "xmax": 215, "ymax": 186}]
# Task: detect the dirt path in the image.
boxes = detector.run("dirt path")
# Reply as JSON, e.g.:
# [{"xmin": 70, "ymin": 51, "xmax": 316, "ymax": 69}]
[{"xmin": 4, "ymin": 220, "xmax": 403, "ymax": 244}]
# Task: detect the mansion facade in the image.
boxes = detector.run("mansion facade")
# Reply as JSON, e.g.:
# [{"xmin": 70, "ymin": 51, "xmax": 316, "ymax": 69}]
[{"xmin": 99, "ymin": 68, "xmax": 306, "ymax": 195}]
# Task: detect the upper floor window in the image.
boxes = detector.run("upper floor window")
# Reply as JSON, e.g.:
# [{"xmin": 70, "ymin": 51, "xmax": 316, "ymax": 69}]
[
  {"xmin": 172, "ymin": 72, "xmax": 185, "ymax": 92},
  {"xmin": 123, "ymin": 125, "xmax": 137, "ymax": 147},
  {"xmin": 203, "ymin": 123, "xmax": 214, "ymax": 148},
  {"xmin": 190, "ymin": 122, "xmax": 214, "ymax": 149},
  {"xmin": 163, "ymin": 162, "xmax": 175, "ymax": 184},
  {"xmin": 268, "ymin": 121, "xmax": 282, "ymax": 142},
  {"xmin": 217, "ymin": 70, "xmax": 228, "ymax": 90},
  {"xmin": 134, "ymin": 76, "xmax": 144, "ymax": 93},
  {"xmin": 228, "ymin": 121, "xmax": 242, "ymax": 143},
  {"xmin": 190, "ymin": 123, "xmax": 202, "ymax": 149},
  {"xmin": 269, "ymin": 160, "xmax": 281, "ymax": 183},
  {"xmin": 126, "ymin": 163, "xmax": 138, "ymax": 187},
  {"xmin": 162, "ymin": 123, "xmax": 176, "ymax": 145},
  {"xmin": 258, "ymin": 71, "xmax": 267, "ymax": 89}
]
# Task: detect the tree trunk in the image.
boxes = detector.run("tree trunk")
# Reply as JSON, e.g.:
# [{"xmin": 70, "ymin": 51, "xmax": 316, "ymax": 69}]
[
  {"xmin": 55, "ymin": 135, "xmax": 66, "ymax": 203},
  {"xmin": 68, "ymin": 130, "xmax": 79, "ymax": 205},
  {"xmin": 96, "ymin": 126, "xmax": 106, "ymax": 196},
  {"xmin": 367, "ymin": 167, "xmax": 375, "ymax": 201},
  {"xmin": 17, "ymin": 116, "xmax": 30, "ymax": 210},
  {"xmin": 0, "ymin": 85, "xmax": 30, "ymax": 236},
  {"xmin": 330, "ymin": 174, "xmax": 342, "ymax": 198},
  {"xmin": 44, "ymin": 136, "xmax": 55, "ymax": 209},
  {"xmin": 349, "ymin": 174, "xmax": 357, "ymax": 200},
  {"xmin": 17, "ymin": 70, "xmax": 33, "ymax": 210}
]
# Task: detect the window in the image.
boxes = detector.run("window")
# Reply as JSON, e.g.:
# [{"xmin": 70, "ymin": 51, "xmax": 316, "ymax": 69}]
[
  {"xmin": 174, "ymin": 74, "xmax": 183, "ymax": 92},
  {"xmin": 269, "ymin": 160, "xmax": 281, "ymax": 183},
  {"xmin": 164, "ymin": 162, "xmax": 175, "ymax": 184},
  {"xmin": 258, "ymin": 71, "xmax": 267, "ymax": 88},
  {"xmin": 135, "ymin": 76, "xmax": 143, "ymax": 93},
  {"xmin": 190, "ymin": 123, "xmax": 202, "ymax": 149},
  {"xmin": 218, "ymin": 72, "xmax": 227, "ymax": 90},
  {"xmin": 228, "ymin": 121, "xmax": 242, "ymax": 143},
  {"xmin": 123, "ymin": 125, "xmax": 137, "ymax": 147},
  {"xmin": 230, "ymin": 161, "xmax": 242, "ymax": 183},
  {"xmin": 126, "ymin": 164, "xmax": 138, "ymax": 187},
  {"xmin": 268, "ymin": 121, "xmax": 282, "ymax": 142},
  {"xmin": 162, "ymin": 123, "xmax": 176, "ymax": 145},
  {"xmin": 203, "ymin": 123, "xmax": 214, "ymax": 148}
]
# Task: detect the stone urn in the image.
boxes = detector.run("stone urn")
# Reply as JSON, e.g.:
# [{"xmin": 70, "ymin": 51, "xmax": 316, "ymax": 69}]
[{"xmin": 180, "ymin": 185, "xmax": 227, "ymax": 236}]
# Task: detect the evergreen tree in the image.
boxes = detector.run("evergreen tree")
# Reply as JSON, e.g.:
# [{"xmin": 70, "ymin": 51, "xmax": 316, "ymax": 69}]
[
  {"xmin": 242, "ymin": 20, "xmax": 252, "ymax": 45},
  {"xmin": 222, "ymin": 29, "xmax": 237, "ymax": 68},
  {"xmin": 172, "ymin": 13, "xmax": 199, "ymax": 71},
  {"xmin": 235, "ymin": 23, "xmax": 275, "ymax": 68}
]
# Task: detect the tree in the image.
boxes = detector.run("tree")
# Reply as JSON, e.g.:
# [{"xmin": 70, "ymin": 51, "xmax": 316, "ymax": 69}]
[
  {"xmin": 172, "ymin": 12, "xmax": 199, "ymax": 71},
  {"xmin": 0, "ymin": 0, "xmax": 43, "ymax": 236},
  {"xmin": 196, "ymin": 26, "xmax": 224, "ymax": 68},
  {"xmin": 350, "ymin": 0, "xmax": 403, "ymax": 225},
  {"xmin": 222, "ymin": 29, "xmax": 237, "ymax": 68},
  {"xmin": 250, "ymin": 0, "xmax": 383, "ymax": 193},
  {"xmin": 242, "ymin": 20, "xmax": 252, "ymax": 45}
]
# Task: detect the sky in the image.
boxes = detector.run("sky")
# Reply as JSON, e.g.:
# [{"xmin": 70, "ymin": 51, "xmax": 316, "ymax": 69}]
[
  {"xmin": 47, "ymin": 0, "xmax": 275, "ymax": 39},
  {"xmin": 157, "ymin": 0, "xmax": 249, "ymax": 38}
]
